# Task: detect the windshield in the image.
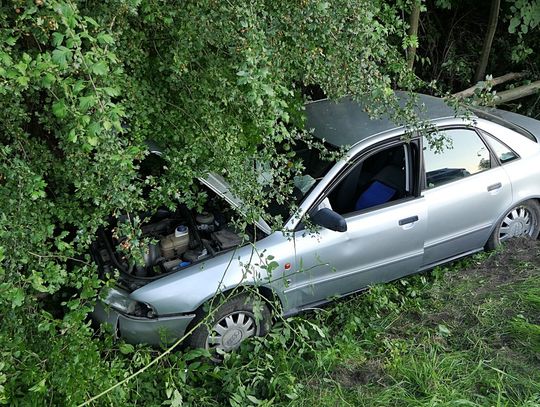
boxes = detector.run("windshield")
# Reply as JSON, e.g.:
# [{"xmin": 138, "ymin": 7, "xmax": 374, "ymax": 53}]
[{"xmin": 265, "ymin": 140, "xmax": 337, "ymax": 221}]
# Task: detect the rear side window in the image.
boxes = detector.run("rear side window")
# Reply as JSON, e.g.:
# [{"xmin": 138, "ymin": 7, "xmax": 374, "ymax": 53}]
[
  {"xmin": 482, "ymin": 133, "xmax": 519, "ymax": 164},
  {"xmin": 423, "ymin": 129, "xmax": 491, "ymax": 189}
]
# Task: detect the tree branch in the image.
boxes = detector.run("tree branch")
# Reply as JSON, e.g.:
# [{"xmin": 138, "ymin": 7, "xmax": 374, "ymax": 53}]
[{"xmin": 453, "ymin": 71, "xmax": 529, "ymax": 98}]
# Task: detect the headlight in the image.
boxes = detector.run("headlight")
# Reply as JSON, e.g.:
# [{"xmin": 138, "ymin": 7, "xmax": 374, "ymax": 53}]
[{"xmin": 101, "ymin": 287, "xmax": 156, "ymax": 318}]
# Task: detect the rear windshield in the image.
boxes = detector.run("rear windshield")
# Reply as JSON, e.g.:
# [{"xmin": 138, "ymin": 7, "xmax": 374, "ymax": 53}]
[{"xmin": 471, "ymin": 107, "xmax": 537, "ymax": 143}]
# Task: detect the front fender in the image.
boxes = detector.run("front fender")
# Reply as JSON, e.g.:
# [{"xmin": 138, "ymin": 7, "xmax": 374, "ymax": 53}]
[{"xmin": 129, "ymin": 236, "xmax": 287, "ymax": 315}]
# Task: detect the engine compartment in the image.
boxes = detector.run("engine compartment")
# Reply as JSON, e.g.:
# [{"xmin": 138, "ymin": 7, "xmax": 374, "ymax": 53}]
[{"xmin": 92, "ymin": 188, "xmax": 262, "ymax": 290}]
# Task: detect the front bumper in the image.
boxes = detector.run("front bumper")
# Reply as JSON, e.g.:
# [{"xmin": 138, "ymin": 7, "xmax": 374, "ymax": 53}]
[{"xmin": 92, "ymin": 300, "xmax": 196, "ymax": 346}]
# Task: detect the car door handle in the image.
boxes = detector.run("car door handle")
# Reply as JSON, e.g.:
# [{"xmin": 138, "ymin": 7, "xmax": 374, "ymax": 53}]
[
  {"xmin": 487, "ymin": 182, "xmax": 502, "ymax": 192},
  {"xmin": 398, "ymin": 216, "xmax": 419, "ymax": 226}
]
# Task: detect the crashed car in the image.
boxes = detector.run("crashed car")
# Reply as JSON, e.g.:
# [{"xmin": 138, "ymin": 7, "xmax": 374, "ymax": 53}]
[{"xmin": 92, "ymin": 93, "xmax": 540, "ymax": 353}]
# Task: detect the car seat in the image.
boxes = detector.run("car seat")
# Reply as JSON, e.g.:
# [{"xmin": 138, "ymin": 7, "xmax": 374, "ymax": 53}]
[{"xmin": 354, "ymin": 156, "xmax": 406, "ymax": 211}]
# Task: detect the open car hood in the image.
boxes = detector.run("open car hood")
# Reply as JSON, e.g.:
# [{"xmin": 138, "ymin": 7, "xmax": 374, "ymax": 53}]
[{"xmin": 198, "ymin": 173, "xmax": 272, "ymax": 235}]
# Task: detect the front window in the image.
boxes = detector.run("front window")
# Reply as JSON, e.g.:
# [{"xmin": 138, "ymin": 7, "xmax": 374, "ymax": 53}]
[{"xmin": 323, "ymin": 143, "xmax": 414, "ymax": 216}]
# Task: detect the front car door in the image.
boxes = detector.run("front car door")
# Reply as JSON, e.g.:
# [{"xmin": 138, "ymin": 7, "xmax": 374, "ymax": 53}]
[{"xmin": 279, "ymin": 138, "xmax": 427, "ymax": 312}]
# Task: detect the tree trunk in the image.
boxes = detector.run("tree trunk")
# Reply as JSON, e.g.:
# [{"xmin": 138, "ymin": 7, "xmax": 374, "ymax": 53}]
[
  {"xmin": 473, "ymin": 0, "xmax": 501, "ymax": 83},
  {"xmin": 453, "ymin": 72, "xmax": 529, "ymax": 98},
  {"xmin": 407, "ymin": 0, "xmax": 422, "ymax": 71},
  {"xmin": 494, "ymin": 80, "xmax": 540, "ymax": 104}
]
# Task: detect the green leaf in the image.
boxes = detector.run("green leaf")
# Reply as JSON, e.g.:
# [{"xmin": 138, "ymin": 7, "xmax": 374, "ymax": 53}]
[
  {"xmin": 87, "ymin": 121, "xmax": 101, "ymax": 137},
  {"xmin": 119, "ymin": 343, "xmax": 134, "ymax": 354},
  {"xmin": 29, "ymin": 378, "xmax": 47, "ymax": 393},
  {"xmin": 79, "ymin": 95, "xmax": 96, "ymax": 111},
  {"xmin": 52, "ymin": 32, "xmax": 64, "ymax": 47},
  {"xmin": 90, "ymin": 61, "xmax": 108, "ymax": 76},
  {"xmin": 41, "ymin": 73, "xmax": 56, "ymax": 88},
  {"xmin": 97, "ymin": 33, "xmax": 114, "ymax": 45},
  {"xmin": 87, "ymin": 136, "xmax": 98, "ymax": 146},
  {"xmin": 67, "ymin": 128, "xmax": 77, "ymax": 143},
  {"xmin": 52, "ymin": 47, "xmax": 71, "ymax": 69},
  {"xmin": 84, "ymin": 16, "xmax": 99, "ymax": 27},
  {"xmin": 16, "ymin": 76, "xmax": 29, "ymax": 87},
  {"xmin": 52, "ymin": 100, "xmax": 68, "ymax": 118},
  {"xmin": 246, "ymin": 395, "xmax": 262, "ymax": 405},
  {"xmin": 103, "ymin": 86, "xmax": 120, "ymax": 97},
  {"xmin": 10, "ymin": 287, "xmax": 24, "ymax": 308}
]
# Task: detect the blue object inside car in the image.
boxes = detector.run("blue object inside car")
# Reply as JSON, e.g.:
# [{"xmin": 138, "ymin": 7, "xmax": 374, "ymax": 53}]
[{"xmin": 355, "ymin": 181, "xmax": 396, "ymax": 211}]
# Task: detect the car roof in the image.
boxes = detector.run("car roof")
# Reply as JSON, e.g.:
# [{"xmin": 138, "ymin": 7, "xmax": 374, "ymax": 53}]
[{"xmin": 305, "ymin": 92, "xmax": 468, "ymax": 147}]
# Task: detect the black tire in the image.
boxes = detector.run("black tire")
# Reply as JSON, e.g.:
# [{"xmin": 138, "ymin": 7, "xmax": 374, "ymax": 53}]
[
  {"xmin": 485, "ymin": 200, "xmax": 540, "ymax": 250},
  {"xmin": 186, "ymin": 292, "xmax": 272, "ymax": 356}
]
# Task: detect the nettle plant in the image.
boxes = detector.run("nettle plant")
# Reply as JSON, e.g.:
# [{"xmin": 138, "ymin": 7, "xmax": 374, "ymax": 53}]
[{"xmin": 0, "ymin": 0, "xmax": 418, "ymax": 404}]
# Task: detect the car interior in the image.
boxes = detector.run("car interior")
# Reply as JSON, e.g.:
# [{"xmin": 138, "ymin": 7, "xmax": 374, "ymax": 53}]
[{"xmin": 327, "ymin": 144, "xmax": 409, "ymax": 215}]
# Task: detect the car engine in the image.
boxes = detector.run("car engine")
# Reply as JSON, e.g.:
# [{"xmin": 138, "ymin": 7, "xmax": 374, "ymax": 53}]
[{"xmin": 91, "ymin": 191, "xmax": 256, "ymax": 287}]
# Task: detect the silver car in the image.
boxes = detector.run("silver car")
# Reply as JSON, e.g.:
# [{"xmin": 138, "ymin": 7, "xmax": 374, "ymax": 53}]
[{"xmin": 92, "ymin": 93, "xmax": 540, "ymax": 353}]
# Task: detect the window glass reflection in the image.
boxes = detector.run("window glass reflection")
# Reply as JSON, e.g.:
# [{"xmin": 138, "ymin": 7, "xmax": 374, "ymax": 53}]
[
  {"xmin": 424, "ymin": 129, "xmax": 491, "ymax": 189},
  {"xmin": 483, "ymin": 133, "xmax": 518, "ymax": 164}
]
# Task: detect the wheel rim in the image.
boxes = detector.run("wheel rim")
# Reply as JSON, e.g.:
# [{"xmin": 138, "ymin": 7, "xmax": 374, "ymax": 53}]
[
  {"xmin": 206, "ymin": 311, "xmax": 258, "ymax": 352},
  {"xmin": 498, "ymin": 205, "xmax": 536, "ymax": 242}
]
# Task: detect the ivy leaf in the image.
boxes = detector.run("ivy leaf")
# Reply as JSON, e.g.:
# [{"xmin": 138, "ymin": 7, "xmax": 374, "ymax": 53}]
[{"xmin": 52, "ymin": 100, "xmax": 68, "ymax": 118}]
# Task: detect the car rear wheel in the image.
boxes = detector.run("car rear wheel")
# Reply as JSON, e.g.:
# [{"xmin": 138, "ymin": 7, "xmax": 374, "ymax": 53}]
[
  {"xmin": 486, "ymin": 200, "xmax": 540, "ymax": 250},
  {"xmin": 186, "ymin": 293, "xmax": 271, "ymax": 358}
]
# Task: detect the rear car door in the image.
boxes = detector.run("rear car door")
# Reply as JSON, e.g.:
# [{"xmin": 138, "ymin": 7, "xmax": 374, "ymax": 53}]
[{"xmin": 420, "ymin": 128, "xmax": 513, "ymax": 268}]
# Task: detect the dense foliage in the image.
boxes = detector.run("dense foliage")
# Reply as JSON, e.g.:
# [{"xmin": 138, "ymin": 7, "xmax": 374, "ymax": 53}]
[
  {"xmin": 0, "ymin": 0, "xmax": 539, "ymax": 405},
  {"xmin": 0, "ymin": 0, "xmax": 416, "ymax": 404}
]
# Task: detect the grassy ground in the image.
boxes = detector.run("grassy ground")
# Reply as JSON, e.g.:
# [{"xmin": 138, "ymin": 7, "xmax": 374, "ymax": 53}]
[
  {"xmin": 289, "ymin": 239, "xmax": 540, "ymax": 406},
  {"xmin": 72, "ymin": 239, "xmax": 539, "ymax": 406}
]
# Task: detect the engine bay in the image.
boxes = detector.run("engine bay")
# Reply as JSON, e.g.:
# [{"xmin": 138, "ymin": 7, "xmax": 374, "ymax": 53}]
[{"xmin": 92, "ymin": 188, "xmax": 262, "ymax": 289}]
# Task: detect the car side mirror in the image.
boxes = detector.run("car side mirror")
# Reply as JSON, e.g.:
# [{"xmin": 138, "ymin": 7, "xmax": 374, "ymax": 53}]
[{"xmin": 311, "ymin": 208, "xmax": 347, "ymax": 232}]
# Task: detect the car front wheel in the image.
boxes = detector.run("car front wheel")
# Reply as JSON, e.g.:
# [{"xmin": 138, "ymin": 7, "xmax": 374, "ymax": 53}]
[
  {"xmin": 186, "ymin": 293, "xmax": 272, "ymax": 357},
  {"xmin": 486, "ymin": 200, "xmax": 540, "ymax": 250}
]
